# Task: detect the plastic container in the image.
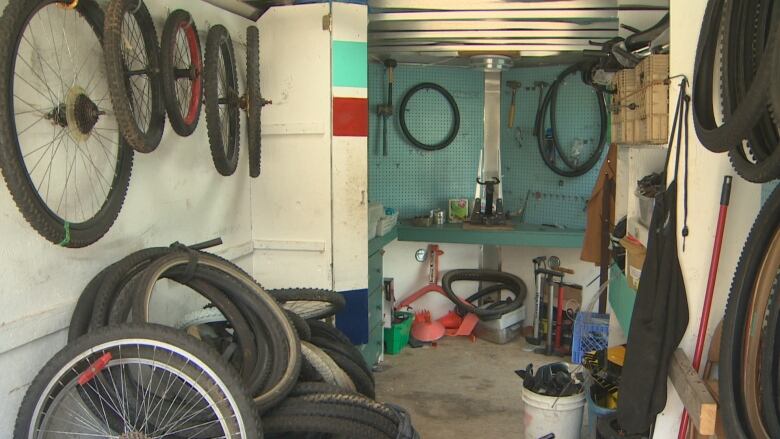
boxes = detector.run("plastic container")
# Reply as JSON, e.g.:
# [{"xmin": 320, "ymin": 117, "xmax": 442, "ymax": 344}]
[
  {"xmin": 377, "ymin": 208, "xmax": 398, "ymax": 236},
  {"xmin": 384, "ymin": 311, "xmax": 414, "ymax": 355},
  {"xmin": 522, "ymin": 386, "xmax": 586, "ymax": 439},
  {"xmin": 586, "ymin": 383, "xmax": 617, "ymax": 439},
  {"xmin": 368, "ymin": 203, "xmax": 384, "ymax": 240},
  {"xmin": 572, "ymin": 312, "xmax": 610, "ymax": 364}
]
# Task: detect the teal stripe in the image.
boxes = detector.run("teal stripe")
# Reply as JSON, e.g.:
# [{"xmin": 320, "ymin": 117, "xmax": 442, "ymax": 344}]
[{"xmin": 333, "ymin": 41, "xmax": 367, "ymax": 88}]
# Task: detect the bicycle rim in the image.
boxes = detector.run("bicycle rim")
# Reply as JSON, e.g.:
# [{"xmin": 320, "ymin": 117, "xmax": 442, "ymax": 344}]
[
  {"xmin": 161, "ymin": 9, "xmax": 202, "ymax": 136},
  {"xmin": 0, "ymin": 0, "xmax": 132, "ymax": 247},
  {"xmin": 23, "ymin": 338, "xmax": 247, "ymax": 438}
]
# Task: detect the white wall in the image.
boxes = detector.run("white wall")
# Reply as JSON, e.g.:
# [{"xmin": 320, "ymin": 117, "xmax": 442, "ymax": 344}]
[
  {"xmin": 650, "ymin": 1, "xmax": 762, "ymax": 436},
  {"xmin": 0, "ymin": 1, "xmax": 255, "ymax": 433}
]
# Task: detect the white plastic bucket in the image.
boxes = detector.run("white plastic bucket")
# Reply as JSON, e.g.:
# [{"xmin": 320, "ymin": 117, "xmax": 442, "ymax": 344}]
[{"xmin": 522, "ymin": 387, "xmax": 586, "ymax": 439}]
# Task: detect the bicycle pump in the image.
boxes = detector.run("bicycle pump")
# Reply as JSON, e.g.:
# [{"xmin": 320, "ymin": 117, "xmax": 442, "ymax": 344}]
[{"xmin": 525, "ymin": 256, "xmax": 547, "ymax": 346}]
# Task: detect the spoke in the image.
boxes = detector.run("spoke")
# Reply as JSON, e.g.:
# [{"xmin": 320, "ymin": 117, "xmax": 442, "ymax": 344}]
[
  {"xmin": 45, "ymin": 7, "xmax": 66, "ymax": 99},
  {"xmin": 15, "ymin": 115, "xmax": 46, "ymax": 137},
  {"xmin": 27, "ymin": 130, "xmax": 66, "ymax": 174},
  {"xmin": 16, "ymin": 36, "xmax": 59, "ymax": 104},
  {"xmin": 55, "ymin": 135, "xmax": 78, "ymax": 216},
  {"xmin": 14, "ymin": 70, "xmax": 57, "ymax": 106}
]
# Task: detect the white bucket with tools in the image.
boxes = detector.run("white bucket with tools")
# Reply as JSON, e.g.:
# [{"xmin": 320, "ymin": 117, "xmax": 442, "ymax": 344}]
[{"xmin": 522, "ymin": 386, "xmax": 586, "ymax": 439}]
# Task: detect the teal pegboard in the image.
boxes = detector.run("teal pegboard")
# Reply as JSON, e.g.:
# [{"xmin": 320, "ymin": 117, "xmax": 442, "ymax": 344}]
[
  {"xmin": 500, "ymin": 66, "xmax": 608, "ymax": 229},
  {"xmin": 368, "ymin": 63, "xmax": 608, "ymax": 229},
  {"xmin": 368, "ymin": 63, "xmax": 484, "ymax": 218}
]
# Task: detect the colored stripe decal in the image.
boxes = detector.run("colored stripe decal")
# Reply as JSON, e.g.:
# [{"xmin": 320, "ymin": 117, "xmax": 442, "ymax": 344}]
[
  {"xmin": 333, "ymin": 97, "xmax": 368, "ymax": 137},
  {"xmin": 332, "ymin": 41, "xmax": 367, "ymax": 88}
]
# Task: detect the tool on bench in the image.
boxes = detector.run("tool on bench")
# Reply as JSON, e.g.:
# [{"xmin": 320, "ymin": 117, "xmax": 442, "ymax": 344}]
[
  {"xmin": 376, "ymin": 58, "xmax": 397, "ymax": 156},
  {"xmin": 468, "ymin": 151, "xmax": 507, "ymax": 226},
  {"xmin": 506, "ymin": 80, "xmax": 521, "ymax": 128}
]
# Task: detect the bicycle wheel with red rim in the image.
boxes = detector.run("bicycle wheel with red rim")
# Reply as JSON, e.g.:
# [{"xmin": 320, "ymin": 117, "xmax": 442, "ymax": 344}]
[
  {"xmin": 0, "ymin": 0, "xmax": 133, "ymax": 248},
  {"xmin": 160, "ymin": 9, "xmax": 202, "ymax": 137}
]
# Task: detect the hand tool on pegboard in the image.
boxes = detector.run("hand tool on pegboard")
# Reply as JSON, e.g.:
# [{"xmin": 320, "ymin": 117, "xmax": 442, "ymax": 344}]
[
  {"xmin": 506, "ymin": 80, "xmax": 521, "ymax": 128},
  {"xmin": 376, "ymin": 58, "xmax": 397, "ymax": 156}
]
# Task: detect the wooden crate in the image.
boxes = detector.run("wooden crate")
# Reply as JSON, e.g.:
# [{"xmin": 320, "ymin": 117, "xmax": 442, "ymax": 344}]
[
  {"xmin": 612, "ymin": 69, "xmax": 639, "ymax": 144},
  {"xmin": 634, "ymin": 54, "xmax": 670, "ymax": 144}
]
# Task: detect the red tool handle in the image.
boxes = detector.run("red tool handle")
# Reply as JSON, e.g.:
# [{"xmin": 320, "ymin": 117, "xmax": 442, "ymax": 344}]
[
  {"xmin": 677, "ymin": 176, "xmax": 732, "ymax": 438},
  {"xmin": 555, "ymin": 283, "xmax": 565, "ymax": 350}
]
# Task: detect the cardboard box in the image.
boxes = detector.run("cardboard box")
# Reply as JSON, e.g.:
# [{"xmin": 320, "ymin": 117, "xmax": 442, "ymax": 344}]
[
  {"xmin": 542, "ymin": 281, "xmax": 583, "ymax": 310},
  {"xmin": 620, "ymin": 237, "xmax": 647, "ymax": 290}
]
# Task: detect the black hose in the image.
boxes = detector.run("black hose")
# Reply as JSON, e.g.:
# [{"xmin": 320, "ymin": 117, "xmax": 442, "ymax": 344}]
[
  {"xmin": 533, "ymin": 63, "xmax": 607, "ymax": 177},
  {"xmin": 398, "ymin": 82, "xmax": 460, "ymax": 151}
]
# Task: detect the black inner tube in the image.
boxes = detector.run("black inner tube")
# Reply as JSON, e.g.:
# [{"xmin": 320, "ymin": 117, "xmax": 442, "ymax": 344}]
[
  {"xmin": 533, "ymin": 63, "xmax": 608, "ymax": 177},
  {"xmin": 398, "ymin": 82, "xmax": 460, "ymax": 151}
]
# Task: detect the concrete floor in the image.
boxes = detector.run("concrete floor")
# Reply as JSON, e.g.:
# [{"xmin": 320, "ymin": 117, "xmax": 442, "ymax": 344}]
[{"xmin": 376, "ymin": 336, "xmax": 586, "ymax": 439}]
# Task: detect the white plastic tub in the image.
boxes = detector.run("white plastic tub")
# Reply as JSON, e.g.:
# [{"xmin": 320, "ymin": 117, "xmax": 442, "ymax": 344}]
[{"xmin": 522, "ymin": 386, "xmax": 586, "ymax": 439}]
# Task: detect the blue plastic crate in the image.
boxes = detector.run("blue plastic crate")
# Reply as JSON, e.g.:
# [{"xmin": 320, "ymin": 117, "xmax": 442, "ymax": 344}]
[{"xmin": 572, "ymin": 312, "xmax": 610, "ymax": 364}]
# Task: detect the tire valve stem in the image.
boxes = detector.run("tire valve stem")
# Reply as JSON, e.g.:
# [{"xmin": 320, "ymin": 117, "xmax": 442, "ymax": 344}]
[{"xmin": 77, "ymin": 352, "xmax": 113, "ymax": 386}]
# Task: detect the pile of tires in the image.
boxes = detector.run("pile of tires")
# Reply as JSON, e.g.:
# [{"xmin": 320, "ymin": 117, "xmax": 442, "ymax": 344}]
[
  {"xmin": 14, "ymin": 241, "xmax": 419, "ymax": 438},
  {"xmin": 692, "ymin": 0, "xmax": 780, "ymax": 182}
]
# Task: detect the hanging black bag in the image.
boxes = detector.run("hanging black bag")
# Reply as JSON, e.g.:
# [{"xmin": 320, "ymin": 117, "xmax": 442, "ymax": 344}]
[{"xmin": 616, "ymin": 79, "xmax": 691, "ymax": 434}]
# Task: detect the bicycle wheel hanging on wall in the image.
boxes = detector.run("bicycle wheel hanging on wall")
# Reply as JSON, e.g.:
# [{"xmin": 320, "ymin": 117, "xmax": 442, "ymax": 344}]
[
  {"xmin": 104, "ymin": 0, "xmax": 166, "ymax": 153},
  {"xmin": 160, "ymin": 9, "xmax": 202, "ymax": 137},
  {"xmin": 0, "ymin": 0, "xmax": 133, "ymax": 248},
  {"xmin": 534, "ymin": 63, "xmax": 607, "ymax": 177},
  {"xmin": 245, "ymin": 25, "xmax": 269, "ymax": 178},
  {"xmin": 204, "ymin": 24, "xmax": 240, "ymax": 176}
]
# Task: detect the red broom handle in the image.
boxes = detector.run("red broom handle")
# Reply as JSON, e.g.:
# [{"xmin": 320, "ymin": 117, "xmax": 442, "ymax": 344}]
[{"xmin": 677, "ymin": 176, "xmax": 732, "ymax": 438}]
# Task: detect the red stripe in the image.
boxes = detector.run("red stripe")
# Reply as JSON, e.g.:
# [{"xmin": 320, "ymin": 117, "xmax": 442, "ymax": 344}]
[{"xmin": 333, "ymin": 97, "xmax": 368, "ymax": 137}]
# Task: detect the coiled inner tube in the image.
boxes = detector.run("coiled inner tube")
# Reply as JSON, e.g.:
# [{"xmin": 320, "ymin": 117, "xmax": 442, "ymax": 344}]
[
  {"xmin": 398, "ymin": 82, "xmax": 460, "ymax": 151},
  {"xmin": 533, "ymin": 63, "xmax": 607, "ymax": 177}
]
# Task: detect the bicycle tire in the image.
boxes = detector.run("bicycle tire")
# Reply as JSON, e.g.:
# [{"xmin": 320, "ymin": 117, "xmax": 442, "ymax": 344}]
[
  {"xmin": 130, "ymin": 250, "xmax": 302, "ymax": 412},
  {"xmin": 104, "ymin": 0, "xmax": 165, "ymax": 153},
  {"xmin": 720, "ymin": 184, "xmax": 780, "ymax": 439},
  {"xmin": 160, "ymin": 9, "xmax": 202, "ymax": 137},
  {"xmin": 692, "ymin": 0, "xmax": 777, "ymax": 152},
  {"xmin": 204, "ymin": 24, "xmax": 240, "ymax": 176},
  {"xmin": 301, "ymin": 341, "xmax": 356, "ymax": 392},
  {"xmin": 534, "ymin": 63, "xmax": 607, "ymax": 177},
  {"xmin": 246, "ymin": 25, "xmax": 263, "ymax": 178},
  {"xmin": 308, "ymin": 321, "xmax": 373, "ymax": 381},
  {"xmin": 318, "ymin": 346, "xmax": 375, "ymax": 399},
  {"xmin": 270, "ymin": 288, "xmax": 346, "ymax": 320},
  {"xmin": 760, "ymin": 271, "xmax": 780, "ymax": 437},
  {"xmin": 14, "ymin": 323, "xmax": 260, "ymax": 439},
  {"xmin": 0, "ymin": 0, "xmax": 133, "ymax": 248},
  {"xmin": 309, "ymin": 335, "xmax": 374, "ymax": 384},
  {"xmin": 398, "ymin": 82, "xmax": 459, "ymax": 151}
]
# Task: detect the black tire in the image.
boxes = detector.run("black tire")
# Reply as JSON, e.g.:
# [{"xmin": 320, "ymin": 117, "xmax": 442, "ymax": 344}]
[
  {"xmin": 318, "ymin": 345, "xmax": 376, "ymax": 399},
  {"xmin": 160, "ymin": 9, "xmax": 203, "ymax": 137},
  {"xmin": 441, "ymin": 269, "xmax": 527, "ymax": 320},
  {"xmin": 720, "ymin": 185, "xmax": 780, "ymax": 439},
  {"xmin": 398, "ymin": 82, "xmax": 459, "ymax": 151},
  {"xmin": 14, "ymin": 323, "xmax": 260, "ymax": 439},
  {"xmin": 761, "ymin": 276, "xmax": 780, "ymax": 438},
  {"xmin": 290, "ymin": 381, "xmax": 352, "ymax": 397},
  {"xmin": 264, "ymin": 394, "xmax": 398, "ymax": 439},
  {"xmin": 0, "ymin": 0, "xmax": 133, "ymax": 248},
  {"xmin": 534, "ymin": 63, "xmax": 607, "ymax": 177},
  {"xmin": 691, "ymin": 0, "xmax": 777, "ymax": 152},
  {"xmin": 310, "ymin": 335, "xmax": 374, "ymax": 384},
  {"xmin": 246, "ymin": 25, "xmax": 263, "ymax": 178},
  {"xmin": 103, "ymin": 0, "xmax": 165, "ymax": 153},
  {"xmin": 270, "ymin": 288, "xmax": 346, "ymax": 320},
  {"xmin": 204, "ymin": 24, "xmax": 240, "ymax": 176},
  {"xmin": 308, "ymin": 319, "xmax": 354, "ymax": 346}
]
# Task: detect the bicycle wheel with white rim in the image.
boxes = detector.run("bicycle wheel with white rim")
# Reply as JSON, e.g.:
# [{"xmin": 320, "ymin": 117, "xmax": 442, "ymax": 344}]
[
  {"xmin": 0, "ymin": 0, "xmax": 133, "ymax": 248},
  {"xmin": 160, "ymin": 9, "xmax": 202, "ymax": 137},
  {"xmin": 14, "ymin": 323, "xmax": 260, "ymax": 438},
  {"xmin": 103, "ymin": 0, "xmax": 166, "ymax": 153},
  {"xmin": 204, "ymin": 24, "xmax": 240, "ymax": 176}
]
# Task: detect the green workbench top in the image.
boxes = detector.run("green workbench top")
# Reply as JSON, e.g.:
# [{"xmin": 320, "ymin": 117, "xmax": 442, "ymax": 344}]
[
  {"xmin": 368, "ymin": 226, "xmax": 398, "ymax": 256},
  {"xmin": 396, "ymin": 221, "xmax": 585, "ymax": 248}
]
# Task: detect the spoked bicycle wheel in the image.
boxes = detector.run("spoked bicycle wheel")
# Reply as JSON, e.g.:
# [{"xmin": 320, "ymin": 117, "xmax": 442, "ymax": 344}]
[
  {"xmin": 104, "ymin": 0, "xmax": 165, "ymax": 153},
  {"xmin": 14, "ymin": 323, "xmax": 259, "ymax": 438},
  {"xmin": 0, "ymin": 0, "xmax": 133, "ymax": 248},
  {"xmin": 160, "ymin": 9, "xmax": 202, "ymax": 137},
  {"xmin": 204, "ymin": 24, "xmax": 240, "ymax": 176}
]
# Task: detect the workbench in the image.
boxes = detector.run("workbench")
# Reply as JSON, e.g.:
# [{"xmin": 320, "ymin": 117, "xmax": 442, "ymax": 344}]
[{"xmin": 395, "ymin": 221, "xmax": 585, "ymax": 248}]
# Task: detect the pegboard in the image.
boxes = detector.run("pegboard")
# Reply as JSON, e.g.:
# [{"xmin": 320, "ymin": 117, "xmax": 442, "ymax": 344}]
[
  {"xmin": 368, "ymin": 63, "xmax": 609, "ymax": 229},
  {"xmin": 368, "ymin": 63, "xmax": 484, "ymax": 218}
]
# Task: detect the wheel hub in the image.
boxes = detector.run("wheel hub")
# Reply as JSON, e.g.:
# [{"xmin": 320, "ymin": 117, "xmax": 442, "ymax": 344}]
[
  {"xmin": 64, "ymin": 86, "xmax": 102, "ymax": 142},
  {"xmin": 118, "ymin": 432, "xmax": 149, "ymax": 439}
]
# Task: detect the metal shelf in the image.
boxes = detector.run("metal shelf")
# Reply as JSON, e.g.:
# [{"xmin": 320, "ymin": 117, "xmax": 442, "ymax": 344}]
[{"xmin": 396, "ymin": 221, "xmax": 584, "ymax": 248}]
